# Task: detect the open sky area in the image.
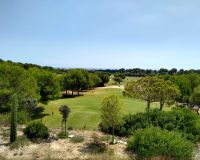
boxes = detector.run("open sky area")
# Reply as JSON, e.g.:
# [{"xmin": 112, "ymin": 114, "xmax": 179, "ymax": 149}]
[{"xmin": 0, "ymin": 0, "xmax": 200, "ymax": 69}]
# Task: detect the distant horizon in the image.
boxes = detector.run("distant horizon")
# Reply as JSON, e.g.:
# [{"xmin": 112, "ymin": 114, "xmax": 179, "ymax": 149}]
[
  {"xmin": 1, "ymin": 58, "xmax": 200, "ymax": 71},
  {"xmin": 1, "ymin": 1, "xmax": 200, "ymax": 69}
]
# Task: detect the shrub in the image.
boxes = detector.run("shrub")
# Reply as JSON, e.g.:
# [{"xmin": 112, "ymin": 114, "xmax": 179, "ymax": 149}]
[
  {"xmin": 84, "ymin": 133, "xmax": 108, "ymax": 154},
  {"xmin": 70, "ymin": 135, "xmax": 84, "ymax": 143},
  {"xmin": 57, "ymin": 131, "xmax": 68, "ymax": 139},
  {"xmin": 101, "ymin": 108, "xmax": 200, "ymax": 142},
  {"xmin": 128, "ymin": 127, "xmax": 194, "ymax": 160},
  {"xmin": 0, "ymin": 113, "xmax": 9, "ymax": 124},
  {"xmin": 24, "ymin": 121, "xmax": 49, "ymax": 140}
]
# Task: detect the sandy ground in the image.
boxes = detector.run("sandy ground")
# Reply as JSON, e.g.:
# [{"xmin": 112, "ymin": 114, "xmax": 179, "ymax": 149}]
[
  {"xmin": 0, "ymin": 128, "xmax": 131, "ymax": 160},
  {"xmin": 1, "ymin": 127, "xmax": 200, "ymax": 160},
  {"xmin": 97, "ymin": 85, "xmax": 124, "ymax": 90}
]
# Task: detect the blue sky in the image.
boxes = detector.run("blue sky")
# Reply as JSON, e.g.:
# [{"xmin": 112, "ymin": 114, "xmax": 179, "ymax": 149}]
[{"xmin": 0, "ymin": 0, "xmax": 200, "ymax": 69}]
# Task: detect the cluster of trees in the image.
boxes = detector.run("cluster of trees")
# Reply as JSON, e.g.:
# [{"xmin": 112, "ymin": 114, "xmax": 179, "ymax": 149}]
[
  {"xmin": 0, "ymin": 61, "xmax": 110, "ymax": 143},
  {"xmin": 62, "ymin": 69, "xmax": 109, "ymax": 95},
  {"xmin": 112, "ymin": 72, "xmax": 126, "ymax": 84},
  {"xmin": 99, "ymin": 96, "xmax": 198, "ymax": 159},
  {"xmin": 0, "ymin": 60, "xmax": 109, "ymax": 143},
  {"xmin": 0, "ymin": 60, "xmax": 110, "ymax": 143},
  {"xmin": 125, "ymin": 76, "xmax": 180, "ymax": 110},
  {"xmin": 165, "ymin": 73, "xmax": 200, "ymax": 107},
  {"xmin": 125, "ymin": 73, "xmax": 200, "ymax": 110},
  {"xmin": 96, "ymin": 68, "xmax": 200, "ymax": 77},
  {"xmin": 0, "ymin": 61, "xmax": 109, "ymax": 113}
]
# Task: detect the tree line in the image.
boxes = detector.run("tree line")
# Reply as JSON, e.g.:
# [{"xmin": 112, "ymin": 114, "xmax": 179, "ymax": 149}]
[
  {"xmin": 96, "ymin": 68, "xmax": 200, "ymax": 77},
  {"xmin": 0, "ymin": 60, "xmax": 110, "ymax": 115}
]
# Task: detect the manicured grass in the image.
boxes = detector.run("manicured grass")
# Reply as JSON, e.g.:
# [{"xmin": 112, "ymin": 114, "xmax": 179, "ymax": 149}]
[
  {"xmin": 42, "ymin": 87, "xmax": 157, "ymax": 130},
  {"xmin": 108, "ymin": 75, "xmax": 140, "ymax": 85},
  {"xmin": 121, "ymin": 76, "xmax": 141, "ymax": 85}
]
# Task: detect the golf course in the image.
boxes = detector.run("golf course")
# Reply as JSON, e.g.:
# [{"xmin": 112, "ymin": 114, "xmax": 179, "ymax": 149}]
[{"xmin": 42, "ymin": 86, "xmax": 157, "ymax": 130}]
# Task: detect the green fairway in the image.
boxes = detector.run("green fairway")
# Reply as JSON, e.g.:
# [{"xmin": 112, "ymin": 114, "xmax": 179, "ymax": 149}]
[
  {"xmin": 42, "ymin": 87, "xmax": 156, "ymax": 130},
  {"xmin": 108, "ymin": 75, "xmax": 140, "ymax": 85}
]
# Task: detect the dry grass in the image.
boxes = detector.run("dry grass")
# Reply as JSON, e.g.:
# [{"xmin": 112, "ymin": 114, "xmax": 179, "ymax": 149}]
[{"xmin": 84, "ymin": 153, "xmax": 130, "ymax": 160}]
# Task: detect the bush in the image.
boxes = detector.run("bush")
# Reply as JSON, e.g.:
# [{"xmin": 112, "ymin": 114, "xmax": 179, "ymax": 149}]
[
  {"xmin": 0, "ymin": 113, "xmax": 9, "ymax": 124},
  {"xmin": 101, "ymin": 108, "xmax": 200, "ymax": 142},
  {"xmin": 57, "ymin": 131, "xmax": 68, "ymax": 139},
  {"xmin": 128, "ymin": 127, "xmax": 194, "ymax": 160},
  {"xmin": 24, "ymin": 121, "xmax": 49, "ymax": 140},
  {"xmin": 70, "ymin": 135, "xmax": 84, "ymax": 143}
]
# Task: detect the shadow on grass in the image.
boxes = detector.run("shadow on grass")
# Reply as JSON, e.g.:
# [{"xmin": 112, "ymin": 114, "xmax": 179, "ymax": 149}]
[
  {"xmin": 80, "ymin": 142, "xmax": 107, "ymax": 154},
  {"xmin": 62, "ymin": 94, "xmax": 84, "ymax": 99}
]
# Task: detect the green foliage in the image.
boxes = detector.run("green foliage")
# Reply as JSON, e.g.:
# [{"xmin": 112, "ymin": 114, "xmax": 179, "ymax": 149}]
[
  {"xmin": 153, "ymin": 78, "xmax": 180, "ymax": 110},
  {"xmin": 125, "ymin": 76, "xmax": 159, "ymax": 109},
  {"xmin": 101, "ymin": 95, "xmax": 122, "ymax": 143},
  {"xmin": 96, "ymin": 72, "xmax": 110, "ymax": 86},
  {"xmin": 29, "ymin": 67, "xmax": 61, "ymax": 102},
  {"xmin": 0, "ymin": 89, "xmax": 12, "ymax": 113},
  {"xmin": 57, "ymin": 131, "xmax": 69, "ymax": 139},
  {"xmin": 104, "ymin": 108, "xmax": 200, "ymax": 142},
  {"xmin": 0, "ymin": 113, "xmax": 10, "ymax": 124},
  {"xmin": 63, "ymin": 69, "xmax": 103, "ymax": 96},
  {"xmin": 128, "ymin": 127, "xmax": 194, "ymax": 160},
  {"xmin": 167, "ymin": 73, "xmax": 200, "ymax": 104},
  {"xmin": 114, "ymin": 72, "xmax": 126, "ymax": 79},
  {"xmin": 17, "ymin": 110, "xmax": 30, "ymax": 124},
  {"xmin": 113, "ymin": 72, "xmax": 126, "ymax": 84},
  {"xmin": 189, "ymin": 85, "xmax": 200, "ymax": 105},
  {"xmin": 24, "ymin": 121, "xmax": 49, "ymax": 140},
  {"xmin": 70, "ymin": 135, "xmax": 84, "ymax": 143},
  {"xmin": 0, "ymin": 62, "xmax": 39, "ymax": 112},
  {"xmin": 59, "ymin": 105, "xmax": 70, "ymax": 134},
  {"xmin": 125, "ymin": 76, "xmax": 180, "ymax": 110},
  {"xmin": 63, "ymin": 69, "xmax": 87, "ymax": 94},
  {"xmin": 10, "ymin": 94, "xmax": 18, "ymax": 143}
]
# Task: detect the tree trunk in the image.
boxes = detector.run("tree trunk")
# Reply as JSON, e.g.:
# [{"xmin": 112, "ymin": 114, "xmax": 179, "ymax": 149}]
[
  {"xmin": 160, "ymin": 102, "xmax": 164, "ymax": 111},
  {"xmin": 72, "ymin": 91, "xmax": 74, "ymax": 96},
  {"xmin": 61, "ymin": 121, "xmax": 63, "ymax": 132},
  {"xmin": 112, "ymin": 126, "xmax": 114, "ymax": 144},
  {"xmin": 147, "ymin": 100, "xmax": 150, "ymax": 110},
  {"xmin": 107, "ymin": 129, "xmax": 109, "ymax": 143},
  {"xmin": 64, "ymin": 120, "xmax": 67, "ymax": 134}
]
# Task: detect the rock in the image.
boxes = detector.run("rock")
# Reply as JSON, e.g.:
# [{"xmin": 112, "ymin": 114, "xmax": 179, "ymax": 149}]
[
  {"xmin": 68, "ymin": 135, "xmax": 75, "ymax": 138},
  {"xmin": 118, "ymin": 140, "xmax": 127, "ymax": 145}
]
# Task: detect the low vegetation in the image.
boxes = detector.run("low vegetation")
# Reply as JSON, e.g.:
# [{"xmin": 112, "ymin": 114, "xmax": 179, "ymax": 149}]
[
  {"xmin": 70, "ymin": 135, "xmax": 85, "ymax": 143},
  {"xmin": 101, "ymin": 95, "xmax": 122, "ymax": 144},
  {"xmin": 103, "ymin": 108, "xmax": 200, "ymax": 142},
  {"xmin": 57, "ymin": 131, "xmax": 69, "ymax": 139},
  {"xmin": 24, "ymin": 121, "xmax": 49, "ymax": 140},
  {"xmin": 128, "ymin": 127, "xmax": 194, "ymax": 160}
]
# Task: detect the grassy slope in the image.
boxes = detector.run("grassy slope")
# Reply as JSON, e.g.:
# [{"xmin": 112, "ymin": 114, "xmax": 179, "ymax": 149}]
[{"xmin": 42, "ymin": 87, "xmax": 157, "ymax": 130}]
